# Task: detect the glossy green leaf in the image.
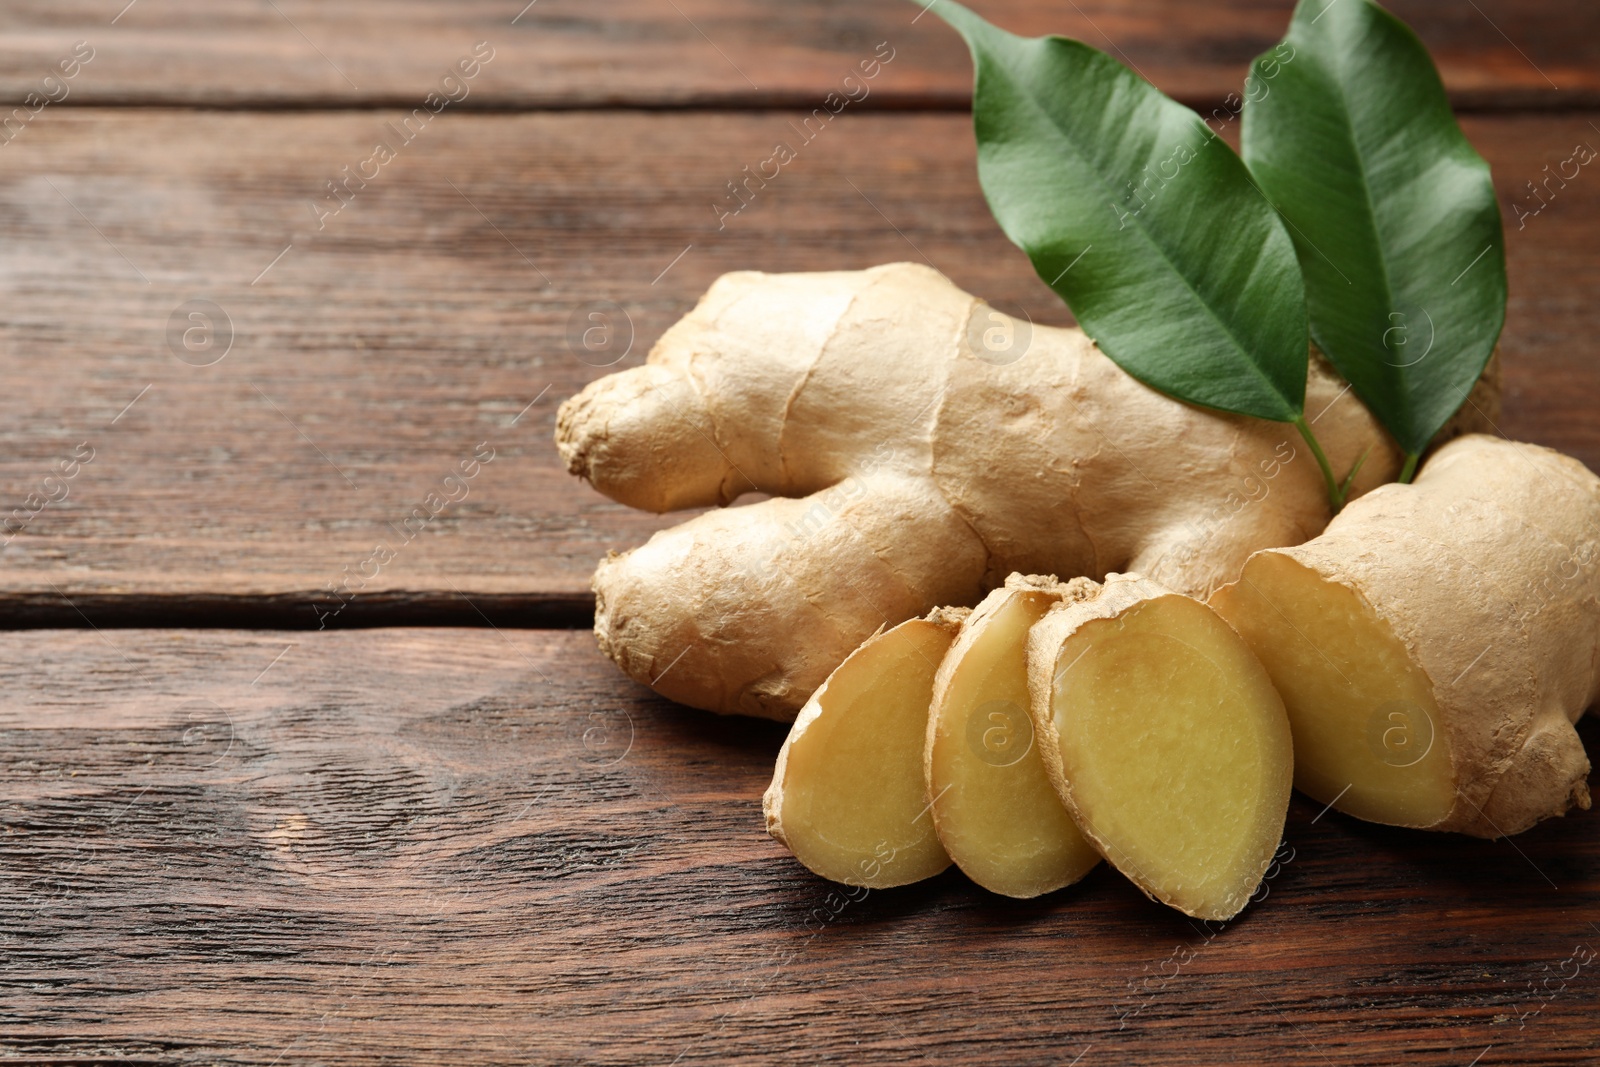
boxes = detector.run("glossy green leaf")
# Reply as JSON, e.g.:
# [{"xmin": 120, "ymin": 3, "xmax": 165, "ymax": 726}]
[
  {"xmin": 1241, "ymin": 0, "xmax": 1506, "ymax": 459},
  {"xmin": 932, "ymin": 1, "xmax": 1309, "ymax": 422}
]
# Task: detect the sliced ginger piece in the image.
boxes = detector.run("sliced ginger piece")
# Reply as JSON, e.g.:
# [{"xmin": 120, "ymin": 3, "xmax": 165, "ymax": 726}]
[
  {"xmin": 763, "ymin": 609, "xmax": 963, "ymax": 887},
  {"xmin": 1211, "ymin": 553, "xmax": 1453, "ymax": 828},
  {"xmin": 926, "ymin": 576, "xmax": 1100, "ymax": 897},
  {"xmin": 1028, "ymin": 574, "xmax": 1292, "ymax": 921}
]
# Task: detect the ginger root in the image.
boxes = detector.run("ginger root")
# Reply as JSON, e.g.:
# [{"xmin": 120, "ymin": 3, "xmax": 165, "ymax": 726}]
[
  {"xmin": 926, "ymin": 575, "xmax": 1101, "ymax": 898},
  {"xmin": 1211, "ymin": 435, "xmax": 1600, "ymax": 837},
  {"xmin": 762, "ymin": 608, "xmax": 965, "ymax": 888},
  {"xmin": 1028, "ymin": 574, "xmax": 1293, "ymax": 921},
  {"xmin": 557, "ymin": 262, "xmax": 1453, "ymax": 720}
]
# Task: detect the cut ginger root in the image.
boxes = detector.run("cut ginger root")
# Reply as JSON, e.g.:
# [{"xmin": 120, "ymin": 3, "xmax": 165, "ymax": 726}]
[
  {"xmin": 1028, "ymin": 574, "xmax": 1293, "ymax": 921},
  {"xmin": 763, "ymin": 609, "xmax": 964, "ymax": 888},
  {"xmin": 1211, "ymin": 434, "xmax": 1600, "ymax": 837},
  {"xmin": 926, "ymin": 575, "xmax": 1101, "ymax": 898}
]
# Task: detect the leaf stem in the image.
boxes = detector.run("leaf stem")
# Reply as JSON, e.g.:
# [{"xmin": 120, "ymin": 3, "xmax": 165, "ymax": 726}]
[
  {"xmin": 1338, "ymin": 444, "xmax": 1374, "ymax": 500},
  {"xmin": 1293, "ymin": 414, "xmax": 1344, "ymax": 513},
  {"xmin": 1398, "ymin": 452, "xmax": 1420, "ymax": 483}
]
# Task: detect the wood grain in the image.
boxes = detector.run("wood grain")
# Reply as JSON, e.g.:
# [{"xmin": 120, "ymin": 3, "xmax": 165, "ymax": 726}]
[
  {"xmin": 0, "ymin": 109, "xmax": 1595, "ymax": 624},
  {"xmin": 0, "ymin": 0, "xmax": 1593, "ymax": 111},
  {"xmin": 1, "ymin": 628, "xmax": 1597, "ymax": 1064},
  {"xmin": 3, "ymin": 3, "xmax": 1595, "ymax": 1062}
]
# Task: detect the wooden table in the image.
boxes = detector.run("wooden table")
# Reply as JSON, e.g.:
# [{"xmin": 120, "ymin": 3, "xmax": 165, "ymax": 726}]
[{"xmin": 1, "ymin": 2, "xmax": 1597, "ymax": 1063}]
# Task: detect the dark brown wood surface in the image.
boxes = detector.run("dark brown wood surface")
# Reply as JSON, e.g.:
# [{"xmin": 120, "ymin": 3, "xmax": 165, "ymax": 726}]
[
  {"xmin": 0, "ymin": 109, "xmax": 1596, "ymax": 623},
  {"xmin": 0, "ymin": 0, "xmax": 1593, "ymax": 110},
  {"xmin": 2, "ymin": 629, "xmax": 1598, "ymax": 1065},
  {"xmin": 3, "ymin": 2, "xmax": 1600, "ymax": 1063}
]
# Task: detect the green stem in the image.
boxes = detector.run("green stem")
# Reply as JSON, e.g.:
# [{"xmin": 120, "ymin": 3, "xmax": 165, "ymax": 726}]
[
  {"xmin": 1338, "ymin": 444, "xmax": 1374, "ymax": 500},
  {"xmin": 1398, "ymin": 452, "xmax": 1420, "ymax": 483},
  {"xmin": 1293, "ymin": 415, "xmax": 1344, "ymax": 513}
]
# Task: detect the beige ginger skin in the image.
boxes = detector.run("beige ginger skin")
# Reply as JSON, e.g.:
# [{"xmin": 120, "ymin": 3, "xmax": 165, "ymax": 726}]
[{"xmin": 556, "ymin": 262, "xmax": 1489, "ymax": 720}]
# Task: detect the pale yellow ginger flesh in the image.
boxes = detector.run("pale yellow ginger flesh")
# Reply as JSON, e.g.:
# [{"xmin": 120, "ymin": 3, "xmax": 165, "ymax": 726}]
[
  {"xmin": 1030, "ymin": 575, "xmax": 1292, "ymax": 921},
  {"xmin": 763, "ymin": 612, "xmax": 960, "ymax": 888},
  {"xmin": 1211, "ymin": 434, "xmax": 1600, "ymax": 837},
  {"xmin": 926, "ymin": 577, "xmax": 1101, "ymax": 898},
  {"xmin": 1212, "ymin": 554, "xmax": 1454, "ymax": 827}
]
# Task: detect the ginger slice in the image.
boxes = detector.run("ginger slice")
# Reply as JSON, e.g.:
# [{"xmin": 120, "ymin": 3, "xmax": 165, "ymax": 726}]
[
  {"xmin": 1029, "ymin": 574, "xmax": 1292, "ymax": 921},
  {"xmin": 1211, "ymin": 553, "xmax": 1454, "ymax": 827},
  {"xmin": 926, "ymin": 576, "xmax": 1100, "ymax": 897},
  {"xmin": 763, "ymin": 610, "xmax": 962, "ymax": 887}
]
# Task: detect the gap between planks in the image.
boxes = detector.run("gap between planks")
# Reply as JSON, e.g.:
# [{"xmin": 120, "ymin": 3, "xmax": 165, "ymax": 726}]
[{"xmin": 0, "ymin": 592, "xmax": 596, "ymax": 631}]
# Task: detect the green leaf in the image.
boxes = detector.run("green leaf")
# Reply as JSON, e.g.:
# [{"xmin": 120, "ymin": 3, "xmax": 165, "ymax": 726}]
[
  {"xmin": 931, "ymin": 0, "xmax": 1309, "ymax": 422},
  {"xmin": 1241, "ymin": 0, "xmax": 1506, "ymax": 459}
]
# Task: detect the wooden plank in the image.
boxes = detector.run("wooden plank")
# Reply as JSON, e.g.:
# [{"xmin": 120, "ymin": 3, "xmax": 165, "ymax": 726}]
[
  {"xmin": 0, "ymin": 0, "xmax": 1592, "ymax": 112},
  {"xmin": 1, "ymin": 628, "xmax": 1597, "ymax": 1063},
  {"xmin": 0, "ymin": 110, "xmax": 1594, "ymax": 623}
]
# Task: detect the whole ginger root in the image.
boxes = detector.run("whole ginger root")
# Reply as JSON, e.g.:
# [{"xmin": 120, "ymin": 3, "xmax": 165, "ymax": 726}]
[{"xmin": 556, "ymin": 262, "xmax": 1492, "ymax": 720}]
